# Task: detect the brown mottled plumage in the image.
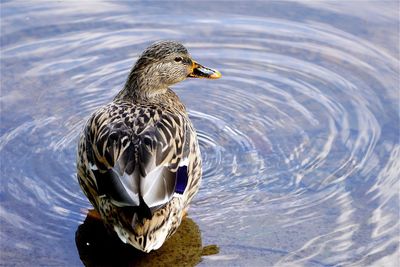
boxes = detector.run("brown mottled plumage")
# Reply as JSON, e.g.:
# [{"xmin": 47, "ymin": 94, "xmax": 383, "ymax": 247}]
[{"xmin": 76, "ymin": 41, "xmax": 221, "ymax": 252}]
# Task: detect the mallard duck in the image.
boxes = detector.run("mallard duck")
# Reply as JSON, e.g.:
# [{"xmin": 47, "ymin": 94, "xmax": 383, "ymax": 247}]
[{"xmin": 76, "ymin": 41, "xmax": 221, "ymax": 252}]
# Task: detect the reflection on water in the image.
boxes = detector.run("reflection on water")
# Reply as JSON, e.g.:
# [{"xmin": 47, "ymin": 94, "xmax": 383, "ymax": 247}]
[
  {"xmin": 1, "ymin": 1, "xmax": 399, "ymax": 266},
  {"xmin": 76, "ymin": 215, "xmax": 218, "ymax": 267}
]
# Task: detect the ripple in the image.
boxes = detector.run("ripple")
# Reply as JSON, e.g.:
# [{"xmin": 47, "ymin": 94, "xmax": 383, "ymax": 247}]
[{"xmin": 1, "ymin": 1, "xmax": 399, "ymax": 266}]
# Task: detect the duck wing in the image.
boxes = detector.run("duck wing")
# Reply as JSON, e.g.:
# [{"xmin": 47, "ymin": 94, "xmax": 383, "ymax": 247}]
[{"xmin": 85, "ymin": 104, "xmax": 190, "ymax": 215}]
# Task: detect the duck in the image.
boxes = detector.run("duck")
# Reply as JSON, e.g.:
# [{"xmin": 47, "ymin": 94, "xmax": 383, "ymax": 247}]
[{"xmin": 76, "ymin": 40, "xmax": 221, "ymax": 253}]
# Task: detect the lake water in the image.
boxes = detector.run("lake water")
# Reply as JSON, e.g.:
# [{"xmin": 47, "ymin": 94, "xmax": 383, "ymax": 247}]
[{"xmin": 1, "ymin": 1, "xmax": 399, "ymax": 266}]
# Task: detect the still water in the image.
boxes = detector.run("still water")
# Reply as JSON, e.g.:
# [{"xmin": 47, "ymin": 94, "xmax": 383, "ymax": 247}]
[{"xmin": 1, "ymin": 1, "xmax": 399, "ymax": 266}]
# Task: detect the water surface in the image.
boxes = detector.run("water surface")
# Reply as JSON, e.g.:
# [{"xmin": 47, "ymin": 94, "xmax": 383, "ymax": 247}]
[{"xmin": 1, "ymin": 1, "xmax": 399, "ymax": 266}]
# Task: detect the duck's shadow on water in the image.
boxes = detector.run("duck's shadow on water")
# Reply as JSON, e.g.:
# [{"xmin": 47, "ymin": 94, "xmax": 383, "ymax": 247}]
[{"xmin": 75, "ymin": 214, "xmax": 219, "ymax": 267}]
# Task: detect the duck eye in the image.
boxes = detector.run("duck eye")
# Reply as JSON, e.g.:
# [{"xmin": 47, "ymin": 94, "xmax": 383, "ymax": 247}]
[{"xmin": 174, "ymin": 57, "xmax": 183, "ymax": 63}]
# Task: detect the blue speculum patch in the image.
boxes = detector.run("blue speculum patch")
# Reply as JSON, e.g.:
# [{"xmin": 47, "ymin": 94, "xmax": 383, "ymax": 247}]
[
  {"xmin": 175, "ymin": 166, "xmax": 188, "ymax": 194},
  {"xmin": 1, "ymin": 1, "xmax": 399, "ymax": 266}
]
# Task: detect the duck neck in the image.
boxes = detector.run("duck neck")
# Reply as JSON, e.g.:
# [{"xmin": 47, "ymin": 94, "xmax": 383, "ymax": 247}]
[{"xmin": 115, "ymin": 69, "xmax": 168, "ymax": 101}]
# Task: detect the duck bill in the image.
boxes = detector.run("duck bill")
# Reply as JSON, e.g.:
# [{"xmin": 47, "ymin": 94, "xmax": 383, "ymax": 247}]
[{"xmin": 188, "ymin": 61, "xmax": 221, "ymax": 79}]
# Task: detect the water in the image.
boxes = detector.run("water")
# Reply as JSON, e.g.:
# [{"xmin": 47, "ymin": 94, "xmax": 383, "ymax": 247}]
[{"xmin": 1, "ymin": 1, "xmax": 399, "ymax": 266}]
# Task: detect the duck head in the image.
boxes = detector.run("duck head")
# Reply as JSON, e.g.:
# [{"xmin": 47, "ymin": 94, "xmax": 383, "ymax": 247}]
[{"xmin": 122, "ymin": 41, "xmax": 221, "ymax": 97}]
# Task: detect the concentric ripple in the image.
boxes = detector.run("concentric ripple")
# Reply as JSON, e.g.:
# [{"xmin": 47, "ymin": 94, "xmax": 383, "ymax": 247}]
[{"xmin": 1, "ymin": 1, "xmax": 399, "ymax": 266}]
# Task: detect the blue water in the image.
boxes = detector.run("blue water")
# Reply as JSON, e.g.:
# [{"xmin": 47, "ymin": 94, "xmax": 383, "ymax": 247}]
[{"xmin": 1, "ymin": 1, "xmax": 399, "ymax": 266}]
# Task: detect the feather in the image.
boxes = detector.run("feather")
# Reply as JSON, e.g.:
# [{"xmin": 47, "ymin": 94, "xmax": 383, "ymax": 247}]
[{"xmin": 86, "ymin": 104, "xmax": 191, "ymax": 212}]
